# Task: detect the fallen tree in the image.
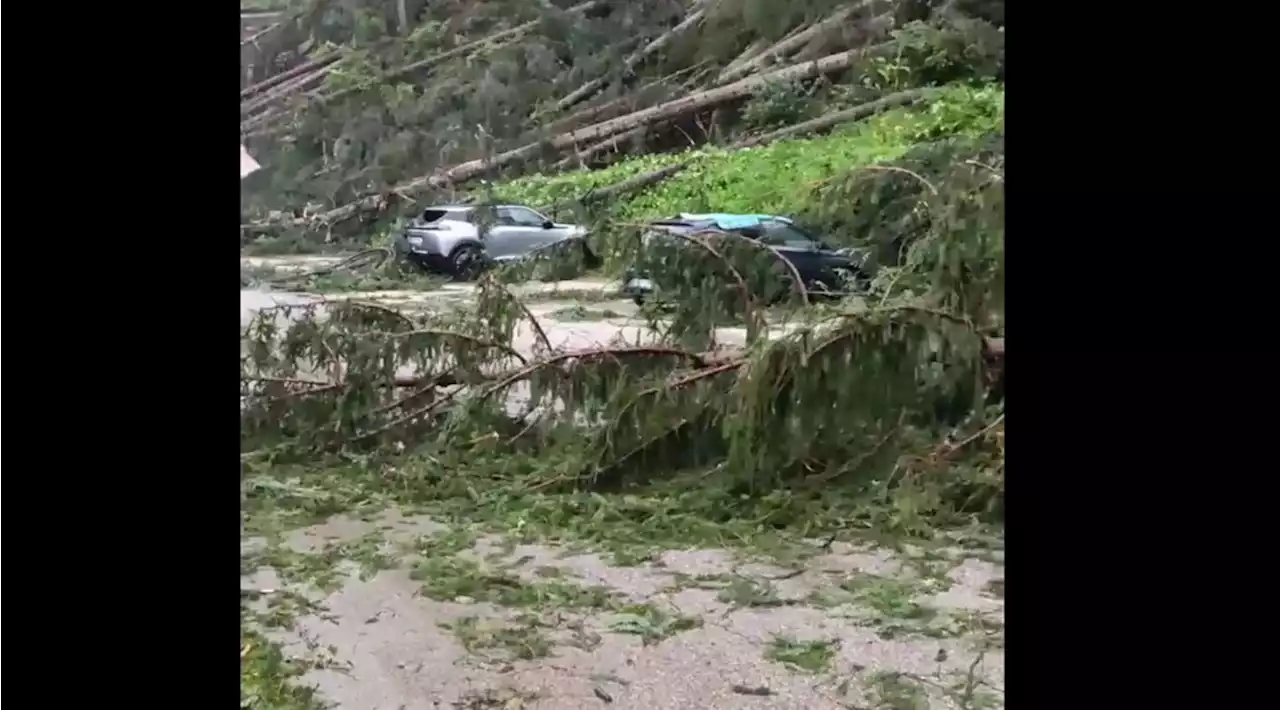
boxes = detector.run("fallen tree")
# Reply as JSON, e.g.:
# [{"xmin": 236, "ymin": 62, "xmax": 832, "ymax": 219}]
[
  {"xmin": 241, "ymin": 0, "xmax": 1004, "ymax": 239},
  {"xmin": 256, "ymin": 41, "xmax": 930, "ymax": 232},
  {"xmin": 241, "ymin": 133, "xmax": 1004, "ymax": 532}
]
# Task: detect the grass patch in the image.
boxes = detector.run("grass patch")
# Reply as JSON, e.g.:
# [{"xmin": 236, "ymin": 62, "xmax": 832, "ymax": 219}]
[
  {"xmin": 607, "ymin": 603, "xmax": 703, "ymax": 645},
  {"xmin": 864, "ymin": 671, "xmax": 930, "ymax": 710},
  {"xmin": 764, "ymin": 636, "xmax": 838, "ymax": 674},
  {"xmin": 241, "ymin": 452, "xmax": 854, "ymax": 567},
  {"xmin": 716, "ymin": 577, "xmax": 794, "ymax": 608},
  {"xmin": 410, "ymin": 553, "xmax": 619, "ymax": 609},
  {"xmin": 240, "ymin": 620, "xmax": 332, "ymax": 710},
  {"xmin": 445, "ymin": 614, "xmax": 555, "ymax": 661}
]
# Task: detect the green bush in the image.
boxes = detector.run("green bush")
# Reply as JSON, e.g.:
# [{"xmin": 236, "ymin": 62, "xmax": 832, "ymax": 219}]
[{"xmin": 496, "ymin": 83, "xmax": 1003, "ymax": 267}]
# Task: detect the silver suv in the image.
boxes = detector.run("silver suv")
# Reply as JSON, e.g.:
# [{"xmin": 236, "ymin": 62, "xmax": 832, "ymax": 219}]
[{"xmin": 394, "ymin": 204, "xmax": 592, "ymax": 279}]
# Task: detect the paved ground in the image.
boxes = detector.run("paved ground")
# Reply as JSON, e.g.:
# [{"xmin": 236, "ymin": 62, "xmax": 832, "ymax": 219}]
[
  {"xmin": 244, "ymin": 510, "xmax": 1004, "ymax": 710},
  {"xmin": 241, "ymin": 257, "xmax": 1004, "ymax": 710}
]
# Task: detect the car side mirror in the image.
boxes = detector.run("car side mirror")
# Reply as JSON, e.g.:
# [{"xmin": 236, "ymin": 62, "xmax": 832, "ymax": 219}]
[{"xmin": 541, "ymin": 220, "xmax": 554, "ymax": 229}]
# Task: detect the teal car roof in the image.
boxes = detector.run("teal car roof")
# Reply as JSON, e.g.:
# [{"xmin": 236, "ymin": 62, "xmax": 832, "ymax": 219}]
[{"xmin": 676, "ymin": 213, "xmax": 794, "ymax": 230}]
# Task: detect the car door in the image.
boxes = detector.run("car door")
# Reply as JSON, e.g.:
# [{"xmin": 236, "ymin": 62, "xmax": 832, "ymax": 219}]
[
  {"xmin": 495, "ymin": 206, "xmax": 564, "ymax": 257},
  {"xmin": 745, "ymin": 221, "xmax": 830, "ymax": 286},
  {"xmin": 477, "ymin": 206, "xmax": 525, "ymax": 260}
]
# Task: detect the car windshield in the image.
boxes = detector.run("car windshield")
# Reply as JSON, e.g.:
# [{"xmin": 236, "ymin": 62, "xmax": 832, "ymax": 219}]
[{"xmin": 743, "ymin": 221, "xmax": 824, "ymax": 250}]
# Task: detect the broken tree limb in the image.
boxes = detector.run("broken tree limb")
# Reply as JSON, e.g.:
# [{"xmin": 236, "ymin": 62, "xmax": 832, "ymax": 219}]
[
  {"xmin": 714, "ymin": 22, "xmax": 813, "ymax": 84},
  {"xmin": 554, "ymin": 124, "xmax": 657, "ymax": 170},
  {"xmin": 240, "ymin": 52, "xmax": 340, "ymax": 102},
  {"xmin": 718, "ymin": 37, "xmax": 770, "ymax": 79},
  {"xmin": 717, "ymin": 5, "xmax": 861, "ymax": 84},
  {"xmin": 241, "ymin": 65, "xmax": 333, "ymax": 118},
  {"xmin": 735, "ymin": 87, "xmax": 939, "ymax": 148},
  {"xmin": 793, "ymin": 11, "xmax": 896, "ymax": 64},
  {"xmin": 241, "ymin": 22, "xmax": 282, "ymax": 48},
  {"xmin": 553, "ymin": 2, "xmax": 708, "ymax": 114},
  {"xmin": 544, "ymin": 63, "xmax": 708, "ymax": 134}
]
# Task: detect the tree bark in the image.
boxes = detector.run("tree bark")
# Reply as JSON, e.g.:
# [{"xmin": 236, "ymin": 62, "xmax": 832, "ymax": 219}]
[
  {"xmin": 735, "ymin": 87, "xmax": 939, "ymax": 148},
  {"xmin": 241, "ymin": 67, "xmax": 332, "ymax": 119},
  {"xmin": 716, "ymin": 5, "xmax": 861, "ymax": 85},
  {"xmin": 554, "ymin": 124, "xmax": 656, "ymax": 170},
  {"xmin": 544, "ymin": 46, "xmax": 880, "ymax": 150},
  {"xmin": 544, "ymin": 63, "xmax": 705, "ymax": 134},
  {"xmin": 240, "ymin": 52, "xmax": 339, "ymax": 102},
  {"xmin": 553, "ymin": 2, "xmax": 708, "ymax": 114},
  {"xmin": 717, "ymin": 38, "xmax": 770, "ymax": 79}
]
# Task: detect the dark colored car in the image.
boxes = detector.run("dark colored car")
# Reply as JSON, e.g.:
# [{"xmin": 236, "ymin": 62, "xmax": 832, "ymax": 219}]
[{"xmin": 622, "ymin": 213, "xmax": 870, "ymax": 304}]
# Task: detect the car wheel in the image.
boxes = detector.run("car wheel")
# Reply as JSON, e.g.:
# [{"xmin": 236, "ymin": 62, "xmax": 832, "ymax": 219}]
[{"xmin": 448, "ymin": 244, "xmax": 485, "ymax": 281}]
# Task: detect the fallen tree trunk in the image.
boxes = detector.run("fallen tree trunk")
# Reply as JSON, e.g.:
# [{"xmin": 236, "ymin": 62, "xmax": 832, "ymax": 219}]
[
  {"xmin": 793, "ymin": 11, "xmax": 896, "ymax": 64},
  {"xmin": 717, "ymin": 37, "xmax": 771, "ymax": 80},
  {"xmin": 241, "ymin": 66, "xmax": 332, "ymax": 119},
  {"xmin": 241, "ymin": 22, "xmax": 282, "ymax": 49},
  {"xmin": 717, "ymin": 5, "xmax": 860, "ymax": 84},
  {"xmin": 408, "ymin": 47, "xmax": 883, "ymax": 189},
  {"xmin": 246, "ymin": 1, "xmax": 604, "ymax": 136},
  {"xmin": 240, "ymin": 51, "xmax": 339, "ymax": 102},
  {"xmin": 256, "ymin": 42, "xmax": 917, "ymax": 229},
  {"xmin": 735, "ymin": 87, "xmax": 939, "ymax": 148},
  {"xmin": 544, "ymin": 63, "xmax": 707, "ymax": 134},
  {"xmin": 553, "ymin": 2, "xmax": 708, "ymax": 114},
  {"xmin": 554, "ymin": 123, "xmax": 658, "ymax": 169}
]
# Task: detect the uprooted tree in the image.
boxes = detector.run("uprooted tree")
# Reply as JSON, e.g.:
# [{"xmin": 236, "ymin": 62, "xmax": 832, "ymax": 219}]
[{"xmin": 240, "ymin": 0, "xmax": 1005, "ymax": 536}]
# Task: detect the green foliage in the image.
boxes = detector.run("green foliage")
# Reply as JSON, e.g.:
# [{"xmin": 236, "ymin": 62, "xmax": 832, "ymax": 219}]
[
  {"xmin": 500, "ymin": 84, "xmax": 1000, "ymax": 219},
  {"xmin": 490, "ymin": 83, "xmax": 1002, "ymax": 269}
]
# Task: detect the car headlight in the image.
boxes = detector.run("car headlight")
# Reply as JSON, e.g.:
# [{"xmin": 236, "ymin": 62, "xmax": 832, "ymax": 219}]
[{"xmin": 407, "ymin": 236, "xmax": 424, "ymax": 246}]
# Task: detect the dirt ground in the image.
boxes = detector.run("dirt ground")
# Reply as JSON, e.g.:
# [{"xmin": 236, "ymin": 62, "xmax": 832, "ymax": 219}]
[
  {"xmin": 241, "ymin": 265, "xmax": 1004, "ymax": 710},
  {"xmin": 243, "ymin": 507, "xmax": 1003, "ymax": 710}
]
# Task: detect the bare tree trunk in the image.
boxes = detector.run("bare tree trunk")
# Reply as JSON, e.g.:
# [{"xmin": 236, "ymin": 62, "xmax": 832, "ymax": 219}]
[
  {"xmin": 793, "ymin": 12, "xmax": 895, "ymax": 63},
  {"xmin": 247, "ymin": 1, "xmax": 604, "ymax": 135},
  {"xmin": 545, "ymin": 46, "xmax": 882, "ymax": 150},
  {"xmin": 554, "ymin": 124, "xmax": 656, "ymax": 170},
  {"xmin": 735, "ymin": 88, "xmax": 939, "ymax": 148},
  {"xmin": 240, "ymin": 52, "xmax": 339, "ymax": 101},
  {"xmin": 545, "ymin": 63, "xmax": 706, "ymax": 134},
  {"xmin": 717, "ymin": 5, "xmax": 861, "ymax": 85},
  {"xmin": 553, "ymin": 2, "xmax": 708, "ymax": 114},
  {"xmin": 241, "ymin": 67, "xmax": 331, "ymax": 118},
  {"xmin": 718, "ymin": 38, "xmax": 769, "ymax": 79}
]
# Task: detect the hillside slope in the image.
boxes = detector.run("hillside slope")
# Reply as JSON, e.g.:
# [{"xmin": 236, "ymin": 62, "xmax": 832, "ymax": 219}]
[{"xmin": 241, "ymin": 0, "xmax": 1004, "ymax": 248}]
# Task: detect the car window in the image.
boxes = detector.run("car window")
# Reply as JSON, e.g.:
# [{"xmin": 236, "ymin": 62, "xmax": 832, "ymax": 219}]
[
  {"xmin": 496, "ymin": 206, "xmax": 547, "ymax": 227},
  {"xmin": 744, "ymin": 221, "xmax": 823, "ymax": 250},
  {"xmin": 422, "ymin": 208, "xmax": 474, "ymax": 223}
]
